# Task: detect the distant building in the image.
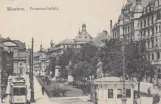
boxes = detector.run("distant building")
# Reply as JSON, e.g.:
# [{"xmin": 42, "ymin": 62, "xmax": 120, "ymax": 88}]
[
  {"xmin": 0, "ymin": 35, "xmax": 27, "ymax": 76},
  {"xmin": 54, "ymin": 24, "xmax": 93, "ymax": 54},
  {"xmin": 33, "ymin": 43, "xmax": 49, "ymax": 76},
  {"xmin": 93, "ymin": 30, "xmax": 110, "ymax": 47},
  {"xmin": 75, "ymin": 24, "xmax": 93, "ymax": 43}
]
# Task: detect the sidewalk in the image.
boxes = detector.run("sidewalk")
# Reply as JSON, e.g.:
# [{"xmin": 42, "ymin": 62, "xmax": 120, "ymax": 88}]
[{"xmin": 26, "ymin": 75, "xmax": 58, "ymax": 104}]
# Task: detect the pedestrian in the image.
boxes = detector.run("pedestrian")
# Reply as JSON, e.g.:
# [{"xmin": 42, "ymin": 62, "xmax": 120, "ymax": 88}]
[
  {"xmin": 41, "ymin": 84, "xmax": 45, "ymax": 95},
  {"xmin": 153, "ymin": 93, "xmax": 160, "ymax": 104},
  {"xmin": 147, "ymin": 87, "xmax": 151, "ymax": 96},
  {"xmin": 155, "ymin": 93, "xmax": 160, "ymax": 104},
  {"xmin": 134, "ymin": 93, "xmax": 138, "ymax": 104}
]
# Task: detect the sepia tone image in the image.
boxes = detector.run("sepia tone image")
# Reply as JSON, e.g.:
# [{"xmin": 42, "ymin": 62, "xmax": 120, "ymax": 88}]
[{"xmin": 0, "ymin": 0, "xmax": 161, "ymax": 104}]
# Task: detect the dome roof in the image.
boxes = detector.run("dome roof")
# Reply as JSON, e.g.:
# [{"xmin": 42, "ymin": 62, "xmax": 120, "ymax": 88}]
[
  {"xmin": 82, "ymin": 23, "xmax": 86, "ymax": 27},
  {"xmin": 134, "ymin": 4, "xmax": 143, "ymax": 12},
  {"xmin": 58, "ymin": 39, "xmax": 75, "ymax": 45}
]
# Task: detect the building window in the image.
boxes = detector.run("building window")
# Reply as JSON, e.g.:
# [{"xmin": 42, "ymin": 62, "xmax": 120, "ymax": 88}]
[
  {"xmin": 148, "ymin": 54, "xmax": 150, "ymax": 60},
  {"xmin": 159, "ymin": 25, "xmax": 161, "ymax": 32},
  {"xmin": 126, "ymin": 89, "xmax": 131, "ymax": 98},
  {"xmin": 152, "ymin": 53, "xmax": 154, "ymax": 60},
  {"xmin": 140, "ymin": 21, "xmax": 142, "ymax": 28},
  {"xmin": 148, "ymin": 40, "xmax": 150, "ymax": 48},
  {"xmin": 108, "ymin": 89, "xmax": 113, "ymax": 99},
  {"xmin": 117, "ymin": 89, "xmax": 122, "ymax": 98},
  {"xmin": 156, "ymin": 26, "xmax": 158, "ymax": 33},
  {"xmin": 148, "ymin": 29, "xmax": 150, "ymax": 37},
  {"xmin": 157, "ymin": 52, "xmax": 160, "ymax": 60},
  {"xmin": 148, "ymin": 17, "xmax": 150, "ymax": 25},
  {"xmin": 152, "ymin": 16, "xmax": 154, "ymax": 24},
  {"xmin": 152, "ymin": 38, "xmax": 154, "ymax": 48},
  {"xmin": 152, "ymin": 27, "xmax": 154, "ymax": 35},
  {"xmin": 137, "ymin": 23, "xmax": 139, "ymax": 28},
  {"xmin": 144, "ymin": 19, "xmax": 146, "ymax": 27}
]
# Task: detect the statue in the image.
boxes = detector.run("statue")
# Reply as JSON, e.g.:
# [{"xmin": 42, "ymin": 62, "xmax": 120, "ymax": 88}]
[
  {"xmin": 56, "ymin": 55, "xmax": 60, "ymax": 65},
  {"xmin": 50, "ymin": 55, "xmax": 61, "ymax": 81},
  {"xmin": 67, "ymin": 61, "xmax": 72, "ymax": 73},
  {"xmin": 96, "ymin": 58, "xmax": 103, "ymax": 78}
]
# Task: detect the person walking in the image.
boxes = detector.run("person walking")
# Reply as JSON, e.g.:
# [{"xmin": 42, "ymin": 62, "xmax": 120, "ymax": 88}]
[
  {"xmin": 134, "ymin": 93, "xmax": 138, "ymax": 104},
  {"xmin": 41, "ymin": 84, "xmax": 45, "ymax": 95},
  {"xmin": 153, "ymin": 93, "xmax": 160, "ymax": 104}
]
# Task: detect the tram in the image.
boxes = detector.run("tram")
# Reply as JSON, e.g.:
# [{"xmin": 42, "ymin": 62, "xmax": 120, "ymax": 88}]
[{"xmin": 9, "ymin": 76, "xmax": 27, "ymax": 104}]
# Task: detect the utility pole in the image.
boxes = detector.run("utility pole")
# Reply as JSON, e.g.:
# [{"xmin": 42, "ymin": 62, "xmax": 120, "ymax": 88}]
[
  {"xmin": 122, "ymin": 0, "xmax": 127, "ymax": 103},
  {"xmin": 29, "ymin": 47, "xmax": 31, "ymax": 89},
  {"xmin": 30, "ymin": 37, "xmax": 35, "ymax": 102}
]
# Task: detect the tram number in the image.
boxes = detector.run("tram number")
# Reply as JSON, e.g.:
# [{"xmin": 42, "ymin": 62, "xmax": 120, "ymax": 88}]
[{"xmin": 16, "ymin": 98, "xmax": 23, "ymax": 101}]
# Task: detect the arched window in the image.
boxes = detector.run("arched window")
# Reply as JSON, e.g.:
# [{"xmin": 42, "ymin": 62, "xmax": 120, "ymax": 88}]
[
  {"xmin": 157, "ymin": 52, "xmax": 160, "ymax": 59},
  {"xmin": 152, "ymin": 53, "xmax": 154, "ymax": 60}
]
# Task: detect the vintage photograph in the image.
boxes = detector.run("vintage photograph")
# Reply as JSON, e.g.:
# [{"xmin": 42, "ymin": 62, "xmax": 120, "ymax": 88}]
[{"xmin": 0, "ymin": 0, "xmax": 161, "ymax": 104}]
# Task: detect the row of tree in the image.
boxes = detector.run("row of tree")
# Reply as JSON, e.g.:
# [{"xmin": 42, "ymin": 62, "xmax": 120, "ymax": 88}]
[{"xmin": 48, "ymin": 38, "xmax": 155, "ymax": 81}]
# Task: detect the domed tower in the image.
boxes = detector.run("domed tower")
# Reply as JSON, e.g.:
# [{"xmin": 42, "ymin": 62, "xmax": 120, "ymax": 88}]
[
  {"xmin": 132, "ymin": 0, "xmax": 143, "ymax": 41},
  {"xmin": 50, "ymin": 39, "xmax": 54, "ymax": 48},
  {"xmin": 82, "ymin": 24, "xmax": 86, "ymax": 31},
  {"xmin": 40, "ymin": 42, "xmax": 42, "ymax": 51},
  {"xmin": 134, "ymin": 0, "xmax": 143, "ymax": 13}
]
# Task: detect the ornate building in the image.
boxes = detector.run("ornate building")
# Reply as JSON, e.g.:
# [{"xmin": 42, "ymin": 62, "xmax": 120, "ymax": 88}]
[
  {"xmin": 75, "ymin": 24, "xmax": 93, "ymax": 43},
  {"xmin": 0, "ymin": 35, "xmax": 27, "ymax": 76},
  {"xmin": 54, "ymin": 24, "xmax": 93, "ymax": 54},
  {"xmin": 112, "ymin": 0, "xmax": 161, "ymax": 72}
]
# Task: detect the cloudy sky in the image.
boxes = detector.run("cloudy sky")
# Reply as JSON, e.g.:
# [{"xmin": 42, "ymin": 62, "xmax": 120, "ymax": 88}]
[{"xmin": 0, "ymin": 0, "xmax": 126, "ymax": 51}]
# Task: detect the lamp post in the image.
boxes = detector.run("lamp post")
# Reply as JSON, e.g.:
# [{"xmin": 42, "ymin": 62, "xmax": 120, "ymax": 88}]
[
  {"xmin": 28, "ymin": 46, "xmax": 32, "ymax": 89},
  {"xmin": 30, "ymin": 37, "xmax": 35, "ymax": 102},
  {"xmin": 121, "ymin": 1, "xmax": 127, "ymax": 103}
]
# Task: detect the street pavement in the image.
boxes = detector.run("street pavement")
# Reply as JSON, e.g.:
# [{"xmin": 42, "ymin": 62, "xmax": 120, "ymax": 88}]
[
  {"xmin": 50, "ymin": 96, "xmax": 93, "ymax": 104},
  {"xmin": 134, "ymin": 82, "xmax": 161, "ymax": 104}
]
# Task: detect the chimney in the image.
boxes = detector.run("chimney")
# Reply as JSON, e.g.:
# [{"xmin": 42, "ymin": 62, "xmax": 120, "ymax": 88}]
[{"xmin": 110, "ymin": 20, "xmax": 113, "ymax": 37}]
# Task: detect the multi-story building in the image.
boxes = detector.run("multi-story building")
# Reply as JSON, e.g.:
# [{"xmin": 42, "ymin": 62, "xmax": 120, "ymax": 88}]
[
  {"xmin": 112, "ymin": 0, "xmax": 161, "ymax": 73},
  {"xmin": 0, "ymin": 35, "xmax": 27, "ymax": 76},
  {"xmin": 33, "ymin": 44, "xmax": 49, "ymax": 76},
  {"xmin": 54, "ymin": 24, "xmax": 93, "ymax": 54},
  {"xmin": 93, "ymin": 30, "xmax": 110, "ymax": 47}
]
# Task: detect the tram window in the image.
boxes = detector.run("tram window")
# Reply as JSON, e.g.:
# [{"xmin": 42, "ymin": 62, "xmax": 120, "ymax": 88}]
[
  {"xmin": 20, "ymin": 88, "xmax": 26, "ymax": 95},
  {"xmin": 13, "ymin": 88, "xmax": 19, "ymax": 95},
  {"xmin": 108, "ymin": 89, "xmax": 113, "ymax": 99},
  {"xmin": 126, "ymin": 89, "xmax": 131, "ymax": 98},
  {"xmin": 117, "ymin": 89, "xmax": 122, "ymax": 98}
]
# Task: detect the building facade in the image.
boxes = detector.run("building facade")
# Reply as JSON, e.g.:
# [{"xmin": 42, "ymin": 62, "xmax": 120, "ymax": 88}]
[
  {"xmin": 112, "ymin": 0, "xmax": 161, "ymax": 74},
  {"xmin": 0, "ymin": 35, "xmax": 27, "ymax": 76},
  {"xmin": 54, "ymin": 24, "xmax": 93, "ymax": 54}
]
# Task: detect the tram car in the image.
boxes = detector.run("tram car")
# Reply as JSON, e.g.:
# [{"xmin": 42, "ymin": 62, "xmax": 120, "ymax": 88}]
[{"xmin": 9, "ymin": 77, "xmax": 27, "ymax": 104}]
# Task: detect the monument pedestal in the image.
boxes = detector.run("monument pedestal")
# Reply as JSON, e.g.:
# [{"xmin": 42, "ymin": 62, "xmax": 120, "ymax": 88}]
[
  {"xmin": 50, "ymin": 65, "xmax": 61, "ymax": 81},
  {"xmin": 67, "ymin": 72, "xmax": 73, "ymax": 82}
]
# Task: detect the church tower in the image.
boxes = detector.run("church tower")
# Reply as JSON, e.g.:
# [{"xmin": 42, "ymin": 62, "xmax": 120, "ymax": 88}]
[
  {"xmin": 82, "ymin": 24, "xmax": 86, "ymax": 31},
  {"xmin": 50, "ymin": 39, "xmax": 54, "ymax": 48}
]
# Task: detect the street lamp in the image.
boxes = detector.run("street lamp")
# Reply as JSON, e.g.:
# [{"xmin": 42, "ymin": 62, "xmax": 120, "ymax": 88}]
[
  {"xmin": 28, "ymin": 46, "xmax": 32, "ymax": 89},
  {"xmin": 30, "ymin": 37, "xmax": 35, "ymax": 102},
  {"xmin": 121, "ymin": 4, "xmax": 127, "ymax": 104}
]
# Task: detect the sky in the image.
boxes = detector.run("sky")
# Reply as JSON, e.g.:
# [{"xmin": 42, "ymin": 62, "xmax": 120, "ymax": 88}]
[{"xmin": 0, "ymin": 0, "xmax": 127, "ymax": 51}]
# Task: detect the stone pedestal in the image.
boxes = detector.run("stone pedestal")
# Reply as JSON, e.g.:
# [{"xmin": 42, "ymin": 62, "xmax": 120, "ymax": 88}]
[
  {"xmin": 68, "ymin": 73, "xmax": 73, "ymax": 82},
  {"xmin": 50, "ymin": 65, "xmax": 61, "ymax": 81}
]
